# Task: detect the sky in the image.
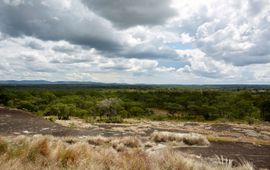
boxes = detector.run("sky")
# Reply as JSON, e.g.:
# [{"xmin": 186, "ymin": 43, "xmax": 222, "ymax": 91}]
[{"xmin": 0, "ymin": 0, "xmax": 270, "ymax": 84}]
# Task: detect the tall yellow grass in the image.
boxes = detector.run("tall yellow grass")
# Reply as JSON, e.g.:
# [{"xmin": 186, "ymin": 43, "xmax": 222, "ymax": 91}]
[
  {"xmin": 0, "ymin": 135, "xmax": 253, "ymax": 170},
  {"xmin": 151, "ymin": 131, "xmax": 210, "ymax": 145}
]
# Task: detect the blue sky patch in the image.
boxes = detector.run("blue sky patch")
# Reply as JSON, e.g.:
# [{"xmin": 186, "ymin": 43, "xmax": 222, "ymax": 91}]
[{"xmin": 167, "ymin": 42, "xmax": 193, "ymax": 50}]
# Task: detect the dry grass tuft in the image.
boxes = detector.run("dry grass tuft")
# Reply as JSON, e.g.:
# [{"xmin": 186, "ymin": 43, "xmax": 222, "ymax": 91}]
[
  {"xmin": 0, "ymin": 137, "xmax": 8, "ymax": 155},
  {"xmin": 119, "ymin": 136, "xmax": 142, "ymax": 148},
  {"xmin": 111, "ymin": 136, "xmax": 142, "ymax": 152},
  {"xmin": 87, "ymin": 135, "xmax": 111, "ymax": 146},
  {"xmin": 151, "ymin": 149, "xmax": 254, "ymax": 170},
  {"xmin": 151, "ymin": 131, "xmax": 210, "ymax": 146},
  {"xmin": 61, "ymin": 142, "xmax": 92, "ymax": 165},
  {"xmin": 0, "ymin": 135, "xmax": 253, "ymax": 170}
]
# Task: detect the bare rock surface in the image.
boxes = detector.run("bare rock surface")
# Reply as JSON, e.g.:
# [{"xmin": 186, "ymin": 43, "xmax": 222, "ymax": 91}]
[{"xmin": 0, "ymin": 107, "xmax": 270, "ymax": 169}]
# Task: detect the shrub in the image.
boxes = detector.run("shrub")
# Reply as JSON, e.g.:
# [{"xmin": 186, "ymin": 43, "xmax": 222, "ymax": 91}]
[
  {"xmin": 151, "ymin": 131, "xmax": 209, "ymax": 146},
  {"xmin": 96, "ymin": 98, "xmax": 124, "ymax": 117},
  {"xmin": 17, "ymin": 101, "xmax": 38, "ymax": 112},
  {"xmin": 45, "ymin": 116, "xmax": 56, "ymax": 122},
  {"xmin": 34, "ymin": 111, "xmax": 44, "ymax": 117},
  {"xmin": 103, "ymin": 116, "xmax": 123, "ymax": 123},
  {"xmin": 84, "ymin": 116, "xmax": 97, "ymax": 123},
  {"xmin": 119, "ymin": 110, "xmax": 129, "ymax": 118},
  {"xmin": 46, "ymin": 103, "xmax": 75, "ymax": 120},
  {"xmin": 246, "ymin": 117, "xmax": 259, "ymax": 125},
  {"xmin": 129, "ymin": 106, "xmax": 145, "ymax": 116},
  {"xmin": 149, "ymin": 114, "xmax": 168, "ymax": 121}
]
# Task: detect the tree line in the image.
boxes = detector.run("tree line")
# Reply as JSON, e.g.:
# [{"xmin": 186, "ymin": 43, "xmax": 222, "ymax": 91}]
[{"xmin": 0, "ymin": 86, "xmax": 269, "ymax": 123}]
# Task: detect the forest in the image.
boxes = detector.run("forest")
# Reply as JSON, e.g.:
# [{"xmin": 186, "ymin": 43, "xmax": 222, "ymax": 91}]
[{"xmin": 0, "ymin": 85, "xmax": 270, "ymax": 123}]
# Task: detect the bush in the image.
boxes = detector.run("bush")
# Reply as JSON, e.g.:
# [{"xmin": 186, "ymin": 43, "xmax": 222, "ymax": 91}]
[
  {"xmin": 73, "ymin": 108, "xmax": 88, "ymax": 117},
  {"xmin": 129, "ymin": 106, "xmax": 145, "ymax": 116},
  {"xmin": 119, "ymin": 110, "xmax": 129, "ymax": 118},
  {"xmin": 151, "ymin": 131, "xmax": 209, "ymax": 146},
  {"xmin": 45, "ymin": 116, "xmax": 56, "ymax": 122},
  {"xmin": 46, "ymin": 103, "xmax": 75, "ymax": 120},
  {"xmin": 17, "ymin": 101, "xmax": 38, "ymax": 112},
  {"xmin": 1, "ymin": 87, "xmax": 270, "ymax": 123},
  {"xmin": 84, "ymin": 116, "xmax": 97, "ymax": 123},
  {"xmin": 33, "ymin": 111, "xmax": 44, "ymax": 117},
  {"xmin": 246, "ymin": 117, "xmax": 259, "ymax": 125},
  {"xmin": 96, "ymin": 98, "xmax": 124, "ymax": 117},
  {"xmin": 149, "ymin": 114, "xmax": 168, "ymax": 121},
  {"xmin": 101, "ymin": 116, "xmax": 123, "ymax": 123},
  {"xmin": 261, "ymin": 101, "xmax": 270, "ymax": 121}
]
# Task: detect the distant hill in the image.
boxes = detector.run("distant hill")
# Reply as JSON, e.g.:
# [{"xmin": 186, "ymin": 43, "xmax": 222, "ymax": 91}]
[
  {"xmin": 0, "ymin": 80, "xmax": 133, "ymax": 88},
  {"xmin": 0, "ymin": 80, "xmax": 269, "ymax": 90},
  {"xmin": 0, "ymin": 80, "xmax": 100, "ymax": 85}
]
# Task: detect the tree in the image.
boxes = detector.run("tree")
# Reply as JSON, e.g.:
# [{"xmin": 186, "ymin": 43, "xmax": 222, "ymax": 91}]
[
  {"xmin": 261, "ymin": 101, "xmax": 270, "ymax": 121},
  {"xmin": 46, "ymin": 103, "xmax": 75, "ymax": 120},
  {"xmin": 129, "ymin": 106, "xmax": 145, "ymax": 116},
  {"xmin": 164, "ymin": 102, "xmax": 184, "ymax": 118},
  {"xmin": 96, "ymin": 98, "xmax": 124, "ymax": 118},
  {"xmin": 17, "ymin": 100, "xmax": 38, "ymax": 112}
]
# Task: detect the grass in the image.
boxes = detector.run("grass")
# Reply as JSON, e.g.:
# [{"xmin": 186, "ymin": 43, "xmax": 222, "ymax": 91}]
[
  {"xmin": 207, "ymin": 136, "xmax": 270, "ymax": 145},
  {"xmin": 84, "ymin": 116, "xmax": 124, "ymax": 123},
  {"xmin": 53, "ymin": 115, "xmax": 270, "ymax": 146},
  {"xmin": 44, "ymin": 116, "xmax": 56, "ymax": 122},
  {"xmin": 87, "ymin": 136, "xmax": 111, "ymax": 146},
  {"xmin": 151, "ymin": 131, "xmax": 210, "ymax": 146},
  {"xmin": 0, "ymin": 135, "xmax": 254, "ymax": 170},
  {"xmin": 111, "ymin": 136, "xmax": 142, "ymax": 152},
  {"xmin": 0, "ymin": 137, "xmax": 8, "ymax": 154}
]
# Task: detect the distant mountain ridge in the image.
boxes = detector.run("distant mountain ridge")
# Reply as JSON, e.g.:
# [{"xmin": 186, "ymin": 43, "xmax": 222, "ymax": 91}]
[
  {"xmin": 0, "ymin": 80, "xmax": 269, "ymax": 90},
  {"xmin": 0, "ymin": 80, "xmax": 101, "ymax": 85}
]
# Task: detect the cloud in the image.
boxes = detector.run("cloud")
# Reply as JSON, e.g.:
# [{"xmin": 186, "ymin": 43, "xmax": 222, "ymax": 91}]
[
  {"xmin": 172, "ymin": 0, "xmax": 270, "ymax": 66},
  {"xmin": 0, "ymin": 0, "xmax": 123, "ymax": 52},
  {"xmin": 82, "ymin": 0, "xmax": 177, "ymax": 28},
  {"xmin": 0, "ymin": 0, "xmax": 179, "ymax": 61},
  {"xmin": 176, "ymin": 49, "xmax": 238, "ymax": 78},
  {"xmin": 0, "ymin": 0, "xmax": 270, "ymax": 84},
  {"xmin": 0, "ymin": 36, "xmax": 163, "ymax": 81}
]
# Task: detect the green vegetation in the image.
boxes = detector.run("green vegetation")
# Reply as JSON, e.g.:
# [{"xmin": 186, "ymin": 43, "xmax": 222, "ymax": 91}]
[{"xmin": 0, "ymin": 85, "xmax": 270, "ymax": 122}]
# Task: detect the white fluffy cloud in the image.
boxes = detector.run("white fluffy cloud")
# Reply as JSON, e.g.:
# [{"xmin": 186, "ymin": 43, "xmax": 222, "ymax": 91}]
[
  {"xmin": 176, "ymin": 49, "xmax": 238, "ymax": 78},
  {"xmin": 172, "ymin": 0, "xmax": 270, "ymax": 66},
  {"xmin": 0, "ymin": 36, "xmax": 162, "ymax": 82}
]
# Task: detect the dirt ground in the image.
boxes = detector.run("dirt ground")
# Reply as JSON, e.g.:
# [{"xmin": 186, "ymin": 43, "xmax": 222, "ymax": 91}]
[{"xmin": 1, "ymin": 107, "xmax": 270, "ymax": 169}]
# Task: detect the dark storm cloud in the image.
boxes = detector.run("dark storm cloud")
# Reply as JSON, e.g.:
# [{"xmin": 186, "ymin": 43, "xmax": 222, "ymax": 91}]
[
  {"xmin": 0, "ymin": 1, "xmax": 122, "ymax": 52},
  {"xmin": 120, "ymin": 45, "xmax": 179, "ymax": 59},
  {"xmin": 82, "ymin": 0, "xmax": 177, "ymax": 28},
  {"xmin": 0, "ymin": 0, "xmax": 178, "ymax": 61},
  {"xmin": 52, "ymin": 45, "xmax": 77, "ymax": 54},
  {"xmin": 49, "ymin": 58, "xmax": 90, "ymax": 64},
  {"xmin": 26, "ymin": 41, "xmax": 44, "ymax": 50}
]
